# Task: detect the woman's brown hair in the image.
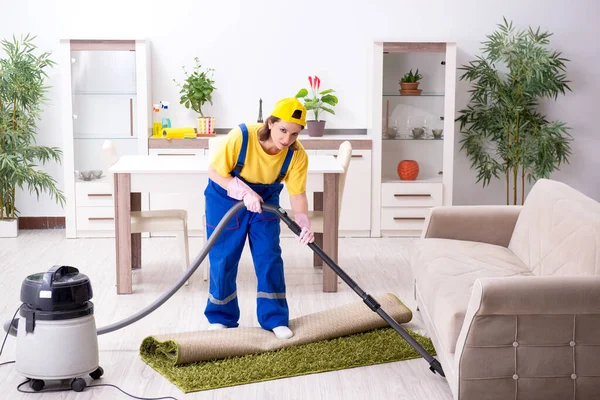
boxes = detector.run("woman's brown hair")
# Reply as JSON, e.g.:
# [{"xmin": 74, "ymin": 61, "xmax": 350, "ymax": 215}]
[{"xmin": 257, "ymin": 116, "xmax": 300, "ymax": 151}]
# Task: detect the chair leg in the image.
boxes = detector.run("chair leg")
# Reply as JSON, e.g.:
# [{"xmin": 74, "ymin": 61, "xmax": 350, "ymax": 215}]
[
  {"xmin": 313, "ymin": 233, "xmax": 323, "ymax": 268},
  {"xmin": 177, "ymin": 226, "xmax": 190, "ymax": 286}
]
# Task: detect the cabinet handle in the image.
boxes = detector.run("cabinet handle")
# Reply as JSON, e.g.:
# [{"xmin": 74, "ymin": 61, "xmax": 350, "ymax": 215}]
[
  {"xmin": 393, "ymin": 217, "xmax": 425, "ymax": 221},
  {"xmin": 87, "ymin": 193, "xmax": 112, "ymax": 197},
  {"xmin": 129, "ymin": 98, "xmax": 133, "ymax": 136},
  {"xmin": 333, "ymin": 155, "xmax": 363, "ymax": 159},
  {"xmin": 88, "ymin": 217, "xmax": 114, "ymax": 221},
  {"xmin": 394, "ymin": 194, "xmax": 431, "ymax": 197}
]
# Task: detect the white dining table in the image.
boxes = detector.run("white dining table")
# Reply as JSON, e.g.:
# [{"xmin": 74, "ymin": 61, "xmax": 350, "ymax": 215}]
[{"xmin": 109, "ymin": 154, "xmax": 344, "ymax": 294}]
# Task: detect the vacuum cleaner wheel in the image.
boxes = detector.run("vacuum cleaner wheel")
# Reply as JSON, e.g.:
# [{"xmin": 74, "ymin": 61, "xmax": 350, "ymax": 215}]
[
  {"xmin": 29, "ymin": 379, "xmax": 45, "ymax": 391},
  {"xmin": 90, "ymin": 366, "xmax": 104, "ymax": 380},
  {"xmin": 71, "ymin": 378, "xmax": 86, "ymax": 392}
]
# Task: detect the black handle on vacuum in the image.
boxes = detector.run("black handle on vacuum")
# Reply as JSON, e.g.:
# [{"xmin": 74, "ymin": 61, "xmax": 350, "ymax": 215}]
[
  {"xmin": 262, "ymin": 203, "xmax": 445, "ymax": 377},
  {"xmin": 41, "ymin": 265, "xmax": 79, "ymax": 292}
]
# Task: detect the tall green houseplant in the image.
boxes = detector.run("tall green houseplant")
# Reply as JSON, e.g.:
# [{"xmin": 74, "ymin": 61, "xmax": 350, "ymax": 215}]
[
  {"xmin": 0, "ymin": 34, "xmax": 65, "ymax": 223},
  {"xmin": 456, "ymin": 18, "xmax": 572, "ymax": 205}
]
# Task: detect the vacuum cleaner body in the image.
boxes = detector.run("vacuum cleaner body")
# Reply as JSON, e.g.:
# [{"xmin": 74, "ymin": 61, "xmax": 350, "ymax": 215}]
[
  {"xmin": 16, "ymin": 314, "xmax": 98, "ymax": 380},
  {"xmin": 15, "ymin": 265, "xmax": 103, "ymax": 391}
]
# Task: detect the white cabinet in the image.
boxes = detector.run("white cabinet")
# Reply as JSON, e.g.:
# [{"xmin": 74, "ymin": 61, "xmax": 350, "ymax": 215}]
[
  {"xmin": 316, "ymin": 149, "xmax": 371, "ymax": 235},
  {"xmin": 279, "ymin": 148, "xmax": 372, "ymax": 237},
  {"xmin": 371, "ymin": 41, "xmax": 456, "ymax": 237},
  {"xmin": 380, "ymin": 182, "xmax": 442, "ymax": 236},
  {"xmin": 61, "ymin": 39, "xmax": 152, "ymax": 238},
  {"xmin": 148, "ymin": 149, "xmax": 208, "ymax": 236},
  {"xmin": 74, "ymin": 177, "xmax": 115, "ymax": 237}
]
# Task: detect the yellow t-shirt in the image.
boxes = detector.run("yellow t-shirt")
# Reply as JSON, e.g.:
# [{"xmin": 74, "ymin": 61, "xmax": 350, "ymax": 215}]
[{"xmin": 210, "ymin": 123, "xmax": 308, "ymax": 196}]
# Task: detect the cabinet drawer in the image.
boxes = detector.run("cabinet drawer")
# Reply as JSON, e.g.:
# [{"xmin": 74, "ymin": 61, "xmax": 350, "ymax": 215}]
[
  {"xmin": 381, "ymin": 182, "xmax": 442, "ymax": 207},
  {"xmin": 76, "ymin": 181, "xmax": 113, "ymax": 207},
  {"xmin": 76, "ymin": 207, "xmax": 115, "ymax": 231},
  {"xmin": 381, "ymin": 207, "xmax": 430, "ymax": 231}
]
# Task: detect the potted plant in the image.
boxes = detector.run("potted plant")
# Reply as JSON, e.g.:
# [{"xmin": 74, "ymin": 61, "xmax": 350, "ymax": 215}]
[
  {"xmin": 456, "ymin": 18, "xmax": 572, "ymax": 205},
  {"xmin": 0, "ymin": 34, "xmax": 65, "ymax": 237},
  {"xmin": 295, "ymin": 75, "xmax": 338, "ymax": 137},
  {"xmin": 399, "ymin": 69, "xmax": 423, "ymax": 95},
  {"xmin": 173, "ymin": 57, "xmax": 217, "ymax": 136}
]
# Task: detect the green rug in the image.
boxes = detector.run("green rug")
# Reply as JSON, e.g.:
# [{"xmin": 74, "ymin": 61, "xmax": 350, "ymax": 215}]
[{"xmin": 140, "ymin": 327, "xmax": 435, "ymax": 393}]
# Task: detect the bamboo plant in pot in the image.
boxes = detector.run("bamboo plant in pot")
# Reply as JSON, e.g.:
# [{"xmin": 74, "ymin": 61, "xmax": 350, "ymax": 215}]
[
  {"xmin": 174, "ymin": 57, "xmax": 217, "ymax": 136},
  {"xmin": 456, "ymin": 18, "xmax": 572, "ymax": 205},
  {"xmin": 0, "ymin": 34, "xmax": 65, "ymax": 237},
  {"xmin": 295, "ymin": 75, "xmax": 338, "ymax": 137}
]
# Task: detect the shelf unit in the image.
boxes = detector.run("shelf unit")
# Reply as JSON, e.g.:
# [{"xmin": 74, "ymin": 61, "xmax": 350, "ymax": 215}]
[
  {"xmin": 60, "ymin": 38, "xmax": 152, "ymax": 238},
  {"xmin": 370, "ymin": 41, "xmax": 456, "ymax": 237}
]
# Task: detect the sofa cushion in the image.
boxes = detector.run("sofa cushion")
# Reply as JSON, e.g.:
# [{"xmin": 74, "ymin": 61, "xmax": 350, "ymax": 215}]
[
  {"xmin": 508, "ymin": 179, "xmax": 600, "ymax": 276},
  {"xmin": 411, "ymin": 239, "xmax": 532, "ymax": 354}
]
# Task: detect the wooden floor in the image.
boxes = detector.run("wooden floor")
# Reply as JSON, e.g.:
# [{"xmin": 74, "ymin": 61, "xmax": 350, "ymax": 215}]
[{"xmin": 0, "ymin": 230, "xmax": 453, "ymax": 400}]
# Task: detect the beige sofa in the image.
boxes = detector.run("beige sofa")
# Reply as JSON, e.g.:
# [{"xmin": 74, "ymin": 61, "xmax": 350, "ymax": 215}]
[{"xmin": 411, "ymin": 179, "xmax": 600, "ymax": 400}]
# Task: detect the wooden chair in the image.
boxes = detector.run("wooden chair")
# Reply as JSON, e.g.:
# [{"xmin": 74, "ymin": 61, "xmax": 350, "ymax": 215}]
[
  {"xmin": 287, "ymin": 141, "xmax": 353, "ymax": 266},
  {"xmin": 103, "ymin": 140, "xmax": 191, "ymax": 285}
]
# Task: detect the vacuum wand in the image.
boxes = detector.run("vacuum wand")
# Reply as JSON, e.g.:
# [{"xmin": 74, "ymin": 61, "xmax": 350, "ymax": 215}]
[{"xmin": 265, "ymin": 203, "xmax": 445, "ymax": 377}]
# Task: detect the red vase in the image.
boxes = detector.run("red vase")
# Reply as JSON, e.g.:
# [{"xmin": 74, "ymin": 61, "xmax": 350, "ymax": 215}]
[{"xmin": 398, "ymin": 160, "xmax": 419, "ymax": 180}]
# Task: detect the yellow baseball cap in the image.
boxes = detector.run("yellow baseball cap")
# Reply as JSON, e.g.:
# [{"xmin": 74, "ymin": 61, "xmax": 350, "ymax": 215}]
[{"xmin": 271, "ymin": 97, "xmax": 307, "ymax": 128}]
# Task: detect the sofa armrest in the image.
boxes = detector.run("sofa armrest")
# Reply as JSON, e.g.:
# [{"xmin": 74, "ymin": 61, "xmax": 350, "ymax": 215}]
[
  {"xmin": 453, "ymin": 276, "xmax": 600, "ymax": 400},
  {"xmin": 422, "ymin": 205, "xmax": 522, "ymax": 247}
]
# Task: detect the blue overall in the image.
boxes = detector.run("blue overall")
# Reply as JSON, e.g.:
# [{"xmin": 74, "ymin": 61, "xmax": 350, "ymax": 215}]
[{"xmin": 204, "ymin": 124, "xmax": 295, "ymax": 330}]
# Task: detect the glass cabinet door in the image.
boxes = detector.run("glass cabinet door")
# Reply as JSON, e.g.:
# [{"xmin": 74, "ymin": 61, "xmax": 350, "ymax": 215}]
[
  {"xmin": 71, "ymin": 50, "xmax": 137, "ymax": 139},
  {"xmin": 70, "ymin": 48, "xmax": 138, "ymax": 173}
]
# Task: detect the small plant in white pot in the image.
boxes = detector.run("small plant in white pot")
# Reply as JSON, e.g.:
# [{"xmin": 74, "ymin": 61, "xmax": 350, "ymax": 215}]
[
  {"xmin": 174, "ymin": 57, "xmax": 217, "ymax": 136},
  {"xmin": 0, "ymin": 35, "xmax": 65, "ymax": 237},
  {"xmin": 295, "ymin": 75, "xmax": 338, "ymax": 137}
]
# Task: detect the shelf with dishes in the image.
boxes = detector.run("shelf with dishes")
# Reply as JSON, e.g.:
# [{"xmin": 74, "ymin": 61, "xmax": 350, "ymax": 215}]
[{"xmin": 383, "ymin": 135, "xmax": 444, "ymax": 140}]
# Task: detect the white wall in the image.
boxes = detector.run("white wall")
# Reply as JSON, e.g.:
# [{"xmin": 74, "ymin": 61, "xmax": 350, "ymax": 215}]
[{"xmin": 2, "ymin": 0, "xmax": 599, "ymax": 216}]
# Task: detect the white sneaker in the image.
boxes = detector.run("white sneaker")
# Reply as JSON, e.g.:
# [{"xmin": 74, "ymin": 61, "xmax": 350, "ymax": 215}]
[
  {"xmin": 272, "ymin": 326, "xmax": 293, "ymax": 339},
  {"xmin": 207, "ymin": 323, "xmax": 228, "ymax": 330}
]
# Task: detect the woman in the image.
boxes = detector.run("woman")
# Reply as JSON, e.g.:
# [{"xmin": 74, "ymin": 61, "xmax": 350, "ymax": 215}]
[{"xmin": 204, "ymin": 97, "xmax": 314, "ymax": 339}]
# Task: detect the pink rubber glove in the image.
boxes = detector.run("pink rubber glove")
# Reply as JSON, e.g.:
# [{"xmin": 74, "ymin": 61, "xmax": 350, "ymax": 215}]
[
  {"xmin": 227, "ymin": 177, "xmax": 263, "ymax": 213},
  {"xmin": 294, "ymin": 213, "xmax": 314, "ymax": 245}
]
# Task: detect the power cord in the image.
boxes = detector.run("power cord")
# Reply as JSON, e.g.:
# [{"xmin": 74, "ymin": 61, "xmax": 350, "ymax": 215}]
[
  {"xmin": 2, "ymin": 306, "xmax": 178, "ymax": 400},
  {"xmin": 0, "ymin": 306, "xmax": 19, "ymax": 367},
  {"xmin": 17, "ymin": 379, "xmax": 179, "ymax": 399}
]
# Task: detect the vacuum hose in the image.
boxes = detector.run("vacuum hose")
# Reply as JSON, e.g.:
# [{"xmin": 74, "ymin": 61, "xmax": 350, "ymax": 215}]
[{"xmin": 97, "ymin": 201, "xmax": 259, "ymax": 335}]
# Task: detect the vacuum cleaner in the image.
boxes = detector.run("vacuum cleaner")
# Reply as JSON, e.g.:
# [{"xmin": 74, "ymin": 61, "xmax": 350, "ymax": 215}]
[{"xmin": 3, "ymin": 202, "xmax": 443, "ymax": 393}]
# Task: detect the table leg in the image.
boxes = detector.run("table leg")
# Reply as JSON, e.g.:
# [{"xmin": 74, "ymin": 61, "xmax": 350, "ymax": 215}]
[
  {"xmin": 114, "ymin": 173, "xmax": 133, "ymax": 294},
  {"xmin": 322, "ymin": 173, "xmax": 339, "ymax": 292},
  {"xmin": 313, "ymin": 192, "xmax": 323, "ymax": 268},
  {"xmin": 131, "ymin": 193, "xmax": 141, "ymax": 270}
]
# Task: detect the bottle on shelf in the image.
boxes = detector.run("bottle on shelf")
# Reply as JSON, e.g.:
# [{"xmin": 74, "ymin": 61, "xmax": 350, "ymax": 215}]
[
  {"xmin": 152, "ymin": 103, "xmax": 162, "ymax": 137},
  {"xmin": 160, "ymin": 101, "xmax": 172, "ymax": 129}
]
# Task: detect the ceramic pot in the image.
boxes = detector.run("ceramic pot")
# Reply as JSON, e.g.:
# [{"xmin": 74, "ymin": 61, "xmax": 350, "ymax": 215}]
[
  {"xmin": 307, "ymin": 120, "xmax": 326, "ymax": 137},
  {"xmin": 197, "ymin": 117, "xmax": 216, "ymax": 136},
  {"xmin": 400, "ymin": 82, "xmax": 419, "ymax": 90},
  {"xmin": 398, "ymin": 160, "xmax": 419, "ymax": 181},
  {"xmin": 0, "ymin": 218, "xmax": 18, "ymax": 237}
]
